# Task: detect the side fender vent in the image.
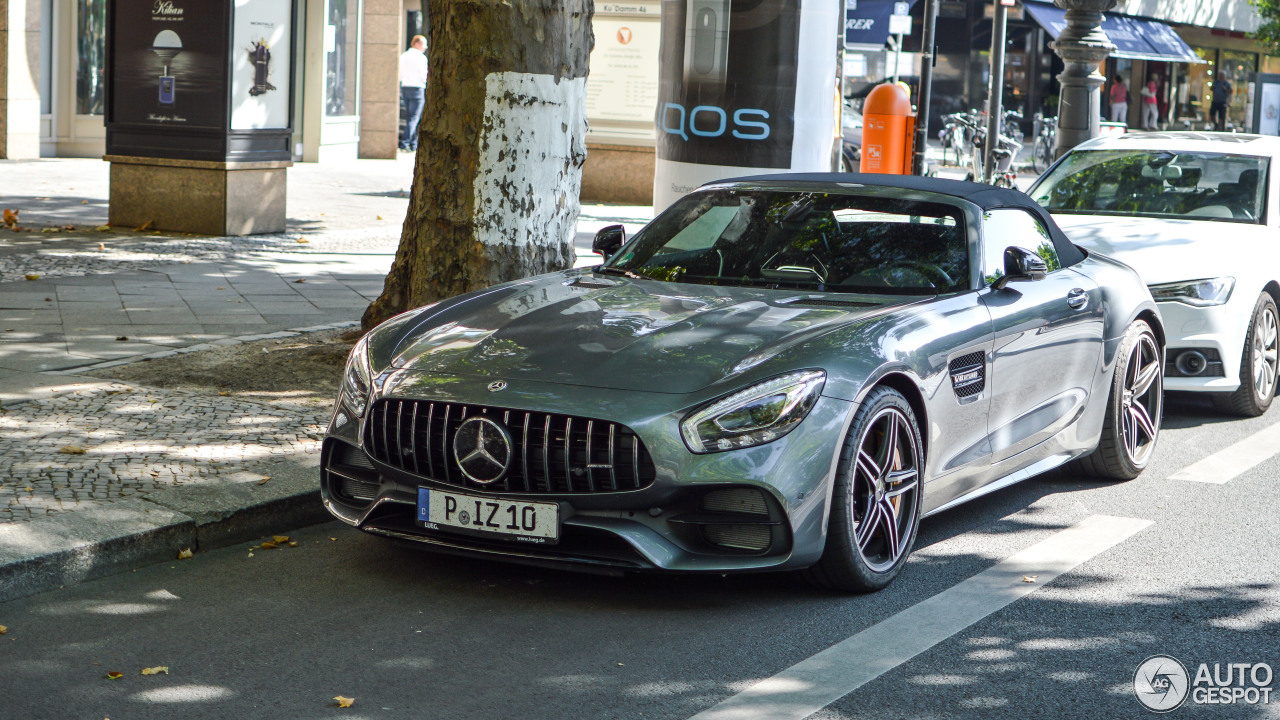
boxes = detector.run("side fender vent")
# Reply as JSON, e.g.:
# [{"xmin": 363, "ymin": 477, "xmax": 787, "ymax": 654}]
[{"xmin": 949, "ymin": 351, "xmax": 986, "ymax": 399}]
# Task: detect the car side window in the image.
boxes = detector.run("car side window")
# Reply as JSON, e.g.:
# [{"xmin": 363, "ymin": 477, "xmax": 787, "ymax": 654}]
[{"xmin": 981, "ymin": 209, "xmax": 1063, "ymax": 285}]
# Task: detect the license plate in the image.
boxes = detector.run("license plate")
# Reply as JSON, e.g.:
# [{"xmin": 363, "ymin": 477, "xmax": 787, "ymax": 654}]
[{"xmin": 417, "ymin": 487, "xmax": 559, "ymax": 544}]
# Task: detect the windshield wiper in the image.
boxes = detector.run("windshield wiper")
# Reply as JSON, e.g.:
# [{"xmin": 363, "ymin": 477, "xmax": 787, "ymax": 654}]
[{"xmin": 595, "ymin": 266, "xmax": 646, "ymax": 280}]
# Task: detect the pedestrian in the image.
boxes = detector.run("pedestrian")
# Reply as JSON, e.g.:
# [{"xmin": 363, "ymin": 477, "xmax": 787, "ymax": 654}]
[
  {"xmin": 398, "ymin": 35, "xmax": 429, "ymax": 152},
  {"xmin": 1142, "ymin": 74, "xmax": 1159, "ymax": 130},
  {"xmin": 1210, "ymin": 70, "xmax": 1232, "ymax": 132},
  {"xmin": 1109, "ymin": 74, "xmax": 1128, "ymax": 123}
]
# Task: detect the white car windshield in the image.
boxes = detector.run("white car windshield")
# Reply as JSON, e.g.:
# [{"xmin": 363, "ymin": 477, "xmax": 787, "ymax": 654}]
[{"xmin": 1032, "ymin": 150, "xmax": 1268, "ymax": 224}]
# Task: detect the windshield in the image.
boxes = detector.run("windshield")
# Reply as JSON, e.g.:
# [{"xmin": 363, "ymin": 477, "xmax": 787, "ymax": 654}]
[
  {"xmin": 1032, "ymin": 150, "xmax": 1268, "ymax": 224},
  {"xmin": 604, "ymin": 190, "xmax": 969, "ymax": 294}
]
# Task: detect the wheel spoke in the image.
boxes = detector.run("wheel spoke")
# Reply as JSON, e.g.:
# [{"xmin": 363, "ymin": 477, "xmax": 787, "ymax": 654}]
[
  {"xmin": 856, "ymin": 501, "xmax": 883, "ymax": 550},
  {"xmin": 856, "ymin": 449, "xmax": 881, "ymax": 485},
  {"xmin": 878, "ymin": 498, "xmax": 902, "ymax": 559},
  {"xmin": 875, "ymin": 415, "xmax": 899, "ymax": 474},
  {"xmin": 1129, "ymin": 403, "xmax": 1157, "ymax": 445},
  {"xmin": 885, "ymin": 468, "xmax": 918, "ymax": 498},
  {"xmin": 1131, "ymin": 358, "xmax": 1159, "ymax": 397}
]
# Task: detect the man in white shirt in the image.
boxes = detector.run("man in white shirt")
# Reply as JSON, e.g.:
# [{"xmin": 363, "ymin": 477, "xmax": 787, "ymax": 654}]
[{"xmin": 399, "ymin": 35, "xmax": 429, "ymax": 152}]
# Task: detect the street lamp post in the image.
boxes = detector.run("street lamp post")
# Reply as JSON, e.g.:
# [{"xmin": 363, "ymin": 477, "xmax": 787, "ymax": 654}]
[{"xmin": 1050, "ymin": 0, "xmax": 1116, "ymax": 159}]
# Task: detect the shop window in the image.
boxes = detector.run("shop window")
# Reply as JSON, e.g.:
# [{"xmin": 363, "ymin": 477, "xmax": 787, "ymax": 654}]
[
  {"xmin": 1221, "ymin": 50, "xmax": 1257, "ymax": 130},
  {"xmin": 325, "ymin": 0, "xmax": 360, "ymax": 117},
  {"xmin": 76, "ymin": 0, "xmax": 107, "ymax": 116}
]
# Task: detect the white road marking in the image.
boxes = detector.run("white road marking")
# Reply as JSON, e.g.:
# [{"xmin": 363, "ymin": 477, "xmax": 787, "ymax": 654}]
[
  {"xmin": 1169, "ymin": 421, "xmax": 1280, "ymax": 484},
  {"xmin": 687, "ymin": 515, "xmax": 1153, "ymax": 720}
]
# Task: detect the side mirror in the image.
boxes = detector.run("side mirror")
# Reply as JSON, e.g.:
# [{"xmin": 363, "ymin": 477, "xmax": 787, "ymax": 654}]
[
  {"xmin": 592, "ymin": 224, "xmax": 625, "ymax": 260},
  {"xmin": 992, "ymin": 246, "xmax": 1048, "ymax": 290}
]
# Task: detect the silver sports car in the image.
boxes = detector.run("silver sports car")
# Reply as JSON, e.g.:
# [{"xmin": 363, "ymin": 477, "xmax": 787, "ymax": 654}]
[{"xmin": 322, "ymin": 174, "xmax": 1164, "ymax": 592}]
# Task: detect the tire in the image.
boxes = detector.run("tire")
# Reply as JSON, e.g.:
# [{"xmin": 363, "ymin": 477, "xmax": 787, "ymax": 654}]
[
  {"xmin": 803, "ymin": 386, "xmax": 923, "ymax": 593},
  {"xmin": 1069, "ymin": 320, "xmax": 1163, "ymax": 480},
  {"xmin": 1214, "ymin": 293, "xmax": 1279, "ymax": 417}
]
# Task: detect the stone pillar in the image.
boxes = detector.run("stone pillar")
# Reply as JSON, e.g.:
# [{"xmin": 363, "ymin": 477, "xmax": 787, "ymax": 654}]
[
  {"xmin": 358, "ymin": 0, "xmax": 401, "ymax": 159},
  {"xmin": 0, "ymin": 0, "xmax": 41, "ymax": 159},
  {"xmin": 1050, "ymin": 0, "xmax": 1116, "ymax": 159},
  {"xmin": 107, "ymin": 156, "xmax": 289, "ymax": 236}
]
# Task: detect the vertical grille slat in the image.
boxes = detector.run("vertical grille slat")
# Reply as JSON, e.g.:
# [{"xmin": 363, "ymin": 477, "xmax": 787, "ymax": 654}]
[{"xmin": 366, "ymin": 400, "xmax": 655, "ymax": 494}]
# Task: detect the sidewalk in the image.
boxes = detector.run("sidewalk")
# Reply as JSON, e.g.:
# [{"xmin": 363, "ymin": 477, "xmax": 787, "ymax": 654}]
[{"xmin": 0, "ymin": 156, "xmax": 651, "ymax": 602}]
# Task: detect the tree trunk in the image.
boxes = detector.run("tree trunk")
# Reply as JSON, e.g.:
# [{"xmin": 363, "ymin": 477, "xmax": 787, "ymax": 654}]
[{"xmin": 362, "ymin": 0, "xmax": 593, "ymax": 330}]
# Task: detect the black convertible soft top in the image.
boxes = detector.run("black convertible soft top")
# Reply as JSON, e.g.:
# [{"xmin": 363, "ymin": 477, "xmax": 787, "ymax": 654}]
[{"xmin": 716, "ymin": 172, "xmax": 1087, "ymax": 268}]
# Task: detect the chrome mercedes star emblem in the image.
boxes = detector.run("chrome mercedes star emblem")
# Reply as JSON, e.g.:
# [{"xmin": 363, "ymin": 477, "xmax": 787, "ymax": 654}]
[
  {"xmin": 488, "ymin": 380, "xmax": 507, "ymax": 392},
  {"xmin": 452, "ymin": 416, "xmax": 513, "ymax": 484}
]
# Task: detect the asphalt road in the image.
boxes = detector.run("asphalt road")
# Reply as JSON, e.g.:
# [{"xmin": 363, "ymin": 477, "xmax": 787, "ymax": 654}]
[{"xmin": 2, "ymin": 393, "xmax": 1278, "ymax": 720}]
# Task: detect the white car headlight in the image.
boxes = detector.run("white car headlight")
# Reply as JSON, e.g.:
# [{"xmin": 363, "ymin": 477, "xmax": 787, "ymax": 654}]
[
  {"xmin": 1148, "ymin": 277, "xmax": 1235, "ymax": 307},
  {"xmin": 340, "ymin": 337, "xmax": 372, "ymax": 417},
  {"xmin": 681, "ymin": 370, "xmax": 826, "ymax": 454}
]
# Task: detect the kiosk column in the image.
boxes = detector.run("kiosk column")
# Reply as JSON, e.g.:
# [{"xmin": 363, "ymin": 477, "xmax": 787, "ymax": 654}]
[{"xmin": 105, "ymin": 0, "xmax": 296, "ymax": 235}]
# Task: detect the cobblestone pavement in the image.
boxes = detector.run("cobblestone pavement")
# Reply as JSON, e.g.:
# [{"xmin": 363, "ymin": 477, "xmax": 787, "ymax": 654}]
[{"xmin": 0, "ymin": 383, "xmax": 330, "ymax": 522}]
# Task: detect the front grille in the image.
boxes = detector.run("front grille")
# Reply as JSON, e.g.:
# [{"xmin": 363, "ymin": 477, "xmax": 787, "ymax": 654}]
[{"xmin": 365, "ymin": 399, "xmax": 657, "ymax": 494}]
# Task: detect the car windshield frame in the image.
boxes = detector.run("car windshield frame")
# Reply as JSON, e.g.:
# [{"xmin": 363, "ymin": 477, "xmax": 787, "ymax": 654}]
[
  {"xmin": 1031, "ymin": 149, "xmax": 1269, "ymax": 225},
  {"xmin": 601, "ymin": 189, "xmax": 971, "ymax": 296}
]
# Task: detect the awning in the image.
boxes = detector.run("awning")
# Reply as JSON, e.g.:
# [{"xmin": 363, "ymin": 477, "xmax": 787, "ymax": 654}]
[
  {"xmin": 1023, "ymin": 1, "xmax": 1204, "ymax": 64},
  {"xmin": 845, "ymin": 0, "xmax": 919, "ymax": 51}
]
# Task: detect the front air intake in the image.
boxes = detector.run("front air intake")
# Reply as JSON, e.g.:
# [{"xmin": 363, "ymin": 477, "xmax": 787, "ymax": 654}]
[{"xmin": 702, "ymin": 524, "xmax": 772, "ymax": 551}]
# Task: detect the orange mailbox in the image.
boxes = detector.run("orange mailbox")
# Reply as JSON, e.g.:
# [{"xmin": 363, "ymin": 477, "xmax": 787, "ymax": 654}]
[{"xmin": 859, "ymin": 83, "xmax": 916, "ymax": 175}]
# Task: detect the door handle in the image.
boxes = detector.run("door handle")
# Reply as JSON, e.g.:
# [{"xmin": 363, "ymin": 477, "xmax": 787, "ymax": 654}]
[{"xmin": 1067, "ymin": 288, "xmax": 1089, "ymax": 310}]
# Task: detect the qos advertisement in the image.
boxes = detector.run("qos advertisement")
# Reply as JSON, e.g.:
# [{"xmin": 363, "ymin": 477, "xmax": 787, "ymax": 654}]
[
  {"xmin": 653, "ymin": 0, "xmax": 840, "ymax": 210},
  {"xmin": 110, "ymin": 0, "xmax": 230, "ymax": 130}
]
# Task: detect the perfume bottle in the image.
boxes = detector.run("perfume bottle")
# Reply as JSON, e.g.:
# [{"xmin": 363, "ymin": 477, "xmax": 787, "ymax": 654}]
[{"xmin": 152, "ymin": 30, "xmax": 183, "ymax": 106}]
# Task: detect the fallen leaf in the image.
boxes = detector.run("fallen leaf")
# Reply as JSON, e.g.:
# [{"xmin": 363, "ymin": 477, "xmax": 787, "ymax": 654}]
[
  {"xmin": 376, "ymin": 215, "xmax": 384, "ymax": 220},
  {"xmin": 41, "ymin": 227, "xmax": 58, "ymax": 233},
  {"xmin": 217, "ymin": 391, "xmax": 231, "ymax": 396},
  {"xmin": 272, "ymin": 535, "xmax": 289, "ymax": 543},
  {"xmin": 0, "ymin": 625, "xmax": 7, "ymax": 635},
  {"xmin": 329, "ymin": 537, "xmax": 337, "ymax": 541},
  {"xmin": 59, "ymin": 445, "xmax": 87, "ymax": 455},
  {"xmin": 94, "ymin": 225, "xmax": 111, "ymax": 232},
  {"xmin": 81, "ymin": 200, "xmax": 88, "ymax": 204},
  {"xmin": 257, "ymin": 476, "xmax": 271, "ymax": 485},
  {"xmin": 288, "ymin": 541, "xmax": 298, "ymax": 547},
  {"xmin": 136, "ymin": 220, "xmax": 154, "ymax": 232},
  {"xmin": 1022, "ymin": 575, "xmax": 1038, "ymax": 584},
  {"xmin": 247, "ymin": 551, "xmax": 254, "ymax": 558},
  {"xmin": 294, "ymin": 278, "xmax": 306, "ymax": 284},
  {"xmin": 24, "ymin": 274, "xmax": 39, "ymax": 281},
  {"xmin": 260, "ymin": 541, "xmax": 278, "ymax": 550},
  {"xmin": 2, "ymin": 209, "xmax": 18, "ymax": 228},
  {"xmin": 61, "ymin": 225, "xmax": 77, "ymax": 231},
  {"xmin": 216, "ymin": 286, "xmax": 226, "ymax": 290},
  {"xmin": 106, "ymin": 671, "xmax": 123, "ymax": 680},
  {"xmin": 115, "ymin": 336, "xmax": 128, "ymax": 341},
  {"xmin": 177, "ymin": 548, "xmax": 193, "ymax": 560},
  {"xmin": 44, "ymin": 297, "xmax": 51, "ymax": 302},
  {"xmin": 97, "ymin": 243, "xmax": 106, "ymax": 250},
  {"xmin": 334, "ymin": 696, "xmax": 354, "ymax": 708},
  {"xmin": 140, "ymin": 666, "xmax": 169, "ymax": 675},
  {"xmin": 295, "ymin": 238, "xmax": 309, "ymax": 243},
  {"xmin": 23, "ymin": 487, "xmax": 32, "ymax": 492}
]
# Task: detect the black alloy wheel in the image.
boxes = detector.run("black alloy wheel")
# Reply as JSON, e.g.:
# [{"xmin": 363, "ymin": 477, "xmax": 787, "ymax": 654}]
[
  {"xmin": 804, "ymin": 386, "xmax": 922, "ymax": 592},
  {"xmin": 1070, "ymin": 319, "xmax": 1162, "ymax": 480}
]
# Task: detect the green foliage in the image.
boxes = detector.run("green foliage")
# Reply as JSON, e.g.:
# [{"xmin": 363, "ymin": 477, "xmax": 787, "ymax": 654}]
[{"xmin": 1252, "ymin": 0, "xmax": 1280, "ymax": 54}]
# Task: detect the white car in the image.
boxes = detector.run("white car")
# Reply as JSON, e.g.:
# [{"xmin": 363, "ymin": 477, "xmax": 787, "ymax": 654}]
[{"xmin": 1030, "ymin": 132, "xmax": 1279, "ymax": 416}]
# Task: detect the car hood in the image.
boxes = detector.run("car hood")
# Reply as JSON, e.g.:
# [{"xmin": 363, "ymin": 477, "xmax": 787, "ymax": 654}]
[
  {"xmin": 388, "ymin": 272, "xmax": 911, "ymax": 394},
  {"xmin": 1051, "ymin": 215, "xmax": 1273, "ymax": 286}
]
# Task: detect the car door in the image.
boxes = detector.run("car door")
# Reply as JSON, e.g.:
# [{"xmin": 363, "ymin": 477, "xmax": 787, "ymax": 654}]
[{"xmin": 979, "ymin": 209, "xmax": 1105, "ymax": 466}]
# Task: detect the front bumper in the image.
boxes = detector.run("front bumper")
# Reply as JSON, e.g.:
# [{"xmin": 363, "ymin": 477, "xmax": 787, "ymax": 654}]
[
  {"xmin": 1155, "ymin": 299, "xmax": 1247, "ymax": 392},
  {"xmin": 321, "ymin": 373, "xmax": 853, "ymax": 574}
]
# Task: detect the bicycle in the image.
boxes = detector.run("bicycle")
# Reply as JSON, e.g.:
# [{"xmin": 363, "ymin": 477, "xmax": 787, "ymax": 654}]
[{"xmin": 1030, "ymin": 112, "xmax": 1057, "ymax": 172}]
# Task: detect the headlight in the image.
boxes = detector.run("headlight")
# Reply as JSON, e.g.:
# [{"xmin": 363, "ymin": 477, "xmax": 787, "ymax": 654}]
[
  {"xmin": 1148, "ymin": 277, "xmax": 1235, "ymax": 307},
  {"xmin": 340, "ymin": 337, "xmax": 372, "ymax": 417},
  {"xmin": 681, "ymin": 370, "xmax": 826, "ymax": 453}
]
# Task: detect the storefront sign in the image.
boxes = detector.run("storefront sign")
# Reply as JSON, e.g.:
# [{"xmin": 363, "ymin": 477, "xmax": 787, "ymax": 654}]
[
  {"xmin": 654, "ymin": 0, "xmax": 841, "ymax": 210},
  {"xmin": 586, "ymin": 2, "xmax": 661, "ymax": 145}
]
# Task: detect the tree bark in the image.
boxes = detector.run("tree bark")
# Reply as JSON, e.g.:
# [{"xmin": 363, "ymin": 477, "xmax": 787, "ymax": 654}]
[{"xmin": 362, "ymin": 0, "xmax": 593, "ymax": 330}]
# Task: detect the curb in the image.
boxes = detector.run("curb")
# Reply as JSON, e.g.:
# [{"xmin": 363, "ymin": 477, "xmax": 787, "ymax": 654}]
[{"xmin": 0, "ymin": 456, "xmax": 332, "ymax": 604}]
